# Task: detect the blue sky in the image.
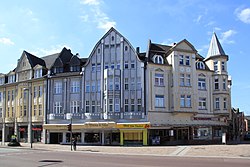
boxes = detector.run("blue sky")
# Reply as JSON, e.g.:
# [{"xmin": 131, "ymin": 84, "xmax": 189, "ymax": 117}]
[{"xmin": 0, "ymin": 0, "xmax": 249, "ymax": 115}]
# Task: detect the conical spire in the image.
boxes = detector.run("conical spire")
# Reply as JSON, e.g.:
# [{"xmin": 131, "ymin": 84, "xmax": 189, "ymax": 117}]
[{"xmin": 206, "ymin": 32, "xmax": 226, "ymax": 58}]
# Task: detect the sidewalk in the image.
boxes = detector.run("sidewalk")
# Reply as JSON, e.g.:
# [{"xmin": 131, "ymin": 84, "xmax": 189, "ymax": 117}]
[{"xmin": 1, "ymin": 142, "xmax": 250, "ymax": 159}]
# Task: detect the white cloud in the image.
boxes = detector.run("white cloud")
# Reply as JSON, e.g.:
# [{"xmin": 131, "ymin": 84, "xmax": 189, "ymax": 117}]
[
  {"xmin": 235, "ymin": 7, "xmax": 250, "ymax": 24},
  {"xmin": 220, "ymin": 30, "xmax": 237, "ymax": 44},
  {"xmin": 80, "ymin": 0, "xmax": 100, "ymax": 5},
  {"xmin": 79, "ymin": 0, "xmax": 116, "ymax": 32},
  {"xmin": 161, "ymin": 38, "xmax": 174, "ymax": 45},
  {"xmin": 194, "ymin": 15, "xmax": 202, "ymax": 23},
  {"xmin": 0, "ymin": 37, "xmax": 14, "ymax": 45},
  {"xmin": 197, "ymin": 44, "xmax": 209, "ymax": 55},
  {"xmin": 205, "ymin": 21, "xmax": 215, "ymax": 27},
  {"xmin": 30, "ymin": 44, "xmax": 72, "ymax": 56}
]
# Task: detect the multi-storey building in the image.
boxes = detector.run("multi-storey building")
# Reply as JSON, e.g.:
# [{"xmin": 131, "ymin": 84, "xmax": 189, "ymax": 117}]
[
  {"xmin": 1, "ymin": 28, "xmax": 232, "ymax": 146},
  {"xmin": 145, "ymin": 33, "xmax": 232, "ymax": 145}
]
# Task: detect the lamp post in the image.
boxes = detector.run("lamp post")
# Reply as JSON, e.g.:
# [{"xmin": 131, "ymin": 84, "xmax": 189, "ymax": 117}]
[
  {"xmin": 24, "ymin": 88, "xmax": 32, "ymax": 148},
  {"xmin": 66, "ymin": 113, "xmax": 73, "ymax": 151}
]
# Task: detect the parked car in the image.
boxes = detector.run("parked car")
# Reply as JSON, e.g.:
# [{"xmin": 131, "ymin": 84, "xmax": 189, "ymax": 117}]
[{"xmin": 244, "ymin": 132, "xmax": 250, "ymax": 141}]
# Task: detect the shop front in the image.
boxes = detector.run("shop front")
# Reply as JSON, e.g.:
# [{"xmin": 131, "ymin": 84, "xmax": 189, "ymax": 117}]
[{"xmin": 117, "ymin": 122, "xmax": 150, "ymax": 146}]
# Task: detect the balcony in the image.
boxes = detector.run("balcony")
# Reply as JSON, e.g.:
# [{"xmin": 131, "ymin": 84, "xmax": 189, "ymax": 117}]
[
  {"xmin": 48, "ymin": 113, "xmax": 64, "ymax": 120},
  {"xmin": 123, "ymin": 112, "xmax": 144, "ymax": 119},
  {"xmin": 106, "ymin": 112, "xmax": 121, "ymax": 120},
  {"xmin": 85, "ymin": 113, "xmax": 101, "ymax": 120}
]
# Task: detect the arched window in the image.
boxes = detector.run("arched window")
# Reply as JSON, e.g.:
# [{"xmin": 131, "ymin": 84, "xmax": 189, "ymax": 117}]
[
  {"xmin": 196, "ymin": 61, "xmax": 205, "ymax": 70},
  {"xmin": 153, "ymin": 55, "xmax": 164, "ymax": 64}
]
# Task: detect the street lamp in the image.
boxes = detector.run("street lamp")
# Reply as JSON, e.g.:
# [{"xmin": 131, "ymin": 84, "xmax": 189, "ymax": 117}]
[
  {"xmin": 24, "ymin": 88, "xmax": 32, "ymax": 148},
  {"xmin": 66, "ymin": 113, "xmax": 73, "ymax": 151}
]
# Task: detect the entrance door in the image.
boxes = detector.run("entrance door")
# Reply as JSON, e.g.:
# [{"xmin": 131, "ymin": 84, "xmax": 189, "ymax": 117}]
[
  {"xmin": 50, "ymin": 133, "xmax": 62, "ymax": 144},
  {"xmin": 177, "ymin": 128, "xmax": 189, "ymax": 140}
]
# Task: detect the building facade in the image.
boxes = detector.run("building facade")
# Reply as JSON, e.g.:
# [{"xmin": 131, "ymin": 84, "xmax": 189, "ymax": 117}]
[
  {"xmin": 1, "ymin": 28, "xmax": 232, "ymax": 146},
  {"xmin": 145, "ymin": 33, "xmax": 232, "ymax": 145}
]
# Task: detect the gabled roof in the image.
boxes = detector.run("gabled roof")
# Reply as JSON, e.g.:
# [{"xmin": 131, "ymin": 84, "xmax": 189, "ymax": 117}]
[
  {"xmin": 206, "ymin": 32, "xmax": 226, "ymax": 58},
  {"xmin": 41, "ymin": 53, "xmax": 60, "ymax": 69},
  {"xmin": 24, "ymin": 51, "xmax": 46, "ymax": 68}
]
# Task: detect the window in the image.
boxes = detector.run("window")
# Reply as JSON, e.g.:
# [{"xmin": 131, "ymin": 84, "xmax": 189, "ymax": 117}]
[
  {"xmin": 124, "ymin": 62, "xmax": 129, "ymax": 69},
  {"xmin": 198, "ymin": 98, "xmax": 206, "ymax": 109},
  {"xmin": 85, "ymin": 83, "xmax": 90, "ymax": 93},
  {"xmin": 115, "ymin": 98, "xmax": 120, "ymax": 112},
  {"xmin": 92, "ymin": 101, "xmax": 95, "ymax": 113},
  {"xmin": 92, "ymin": 63, "xmax": 96, "ymax": 72},
  {"xmin": 179, "ymin": 55, "xmax": 184, "ymax": 65},
  {"xmin": 97, "ymin": 80, "xmax": 101, "ymax": 92},
  {"xmin": 131, "ymin": 99, "xmax": 135, "ymax": 112},
  {"xmin": 186, "ymin": 95, "xmax": 191, "ymax": 107},
  {"xmin": 137, "ymin": 99, "xmax": 142, "ymax": 112},
  {"xmin": 71, "ymin": 101, "xmax": 80, "ymax": 113},
  {"xmin": 71, "ymin": 81, "xmax": 80, "ymax": 93},
  {"xmin": 109, "ymin": 78, "xmax": 113, "ymax": 91},
  {"xmin": 96, "ymin": 63, "xmax": 101, "ymax": 71},
  {"xmin": 124, "ymin": 78, "xmax": 129, "ymax": 90},
  {"xmin": 39, "ymin": 86, "xmax": 43, "ymax": 97},
  {"xmin": 8, "ymin": 75, "xmax": 15, "ymax": 83},
  {"xmin": 180, "ymin": 74, "xmax": 185, "ymax": 86},
  {"xmin": 70, "ymin": 65, "xmax": 80, "ymax": 72},
  {"xmin": 39, "ymin": 105, "xmax": 42, "ymax": 115},
  {"xmin": 180, "ymin": 95, "xmax": 185, "ymax": 107},
  {"xmin": 7, "ymin": 91, "xmax": 10, "ymax": 101},
  {"xmin": 54, "ymin": 102, "xmax": 62, "ymax": 114},
  {"xmin": 222, "ymin": 62, "xmax": 225, "ymax": 71},
  {"xmin": 109, "ymin": 99, "xmax": 113, "ymax": 112},
  {"xmin": 34, "ymin": 105, "xmax": 37, "ymax": 116},
  {"xmin": 215, "ymin": 98, "xmax": 220, "ymax": 109},
  {"xmin": 85, "ymin": 101, "xmax": 90, "ymax": 113},
  {"xmin": 54, "ymin": 82, "xmax": 62, "ymax": 94},
  {"xmin": 105, "ymin": 64, "xmax": 109, "ymax": 69},
  {"xmin": 131, "ymin": 62, "xmax": 135, "ymax": 68},
  {"xmin": 24, "ymin": 106, "xmax": 27, "ymax": 116},
  {"xmin": 130, "ymin": 78, "xmax": 135, "ymax": 90},
  {"xmin": 155, "ymin": 73, "xmax": 164, "ymax": 86},
  {"xmin": 34, "ymin": 87, "xmax": 37, "ymax": 98},
  {"xmin": 186, "ymin": 74, "xmax": 191, "ymax": 86},
  {"xmin": 111, "ymin": 63, "xmax": 115, "ymax": 69},
  {"xmin": 125, "ymin": 46, "xmax": 128, "ymax": 51},
  {"xmin": 154, "ymin": 55, "xmax": 163, "ymax": 64},
  {"xmin": 116, "ymin": 64, "xmax": 120, "ymax": 69},
  {"xmin": 198, "ymin": 78, "xmax": 206, "ymax": 90},
  {"xmin": 215, "ymin": 78, "xmax": 219, "ymax": 90},
  {"xmin": 11, "ymin": 90, "xmax": 14, "ymax": 101},
  {"xmin": 223, "ymin": 79, "xmax": 226, "ymax": 90},
  {"xmin": 196, "ymin": 62, "xmax": 205, "ymax": 69},
  {"xmin": 185, "ymin": 56, "xmax": 190, "ymax": 66},
  {"xmin": 214, "ymin": 61, "xmax": 218, "ymax": 71},
  {"xmin": 115, "ymin": 77, "xmax": 120, "ymax": 90},
  {"xmin": 155, "ymin": 95, "xmax": 164, "ymax": 107},
  {"xmin": 125, "ymin": 99, "xmax": 129, "ymax": 112},
  {"xmin": 53, "ymin": 67, "xmax": 63, "ymax": 73},
  {"xmin": 0, "ymin": 92, "xmax": 2, "ymax": 102},
  {"xmin": 91, "ymin": 82, "xmax": 96, "ymax": 92},
  {"xmin": 0, "ymin": 77, "xmax": 4, "ymax": 85},
  {"xmin": 97, "ymin": 101, "xmax": 100, "ymax": 113},
  {"xmin": 34, "ymin": 69, "xmax": 42, "ymax": 78},
  {"xmin": 223, "ymin": 98, "xmax": 227, "ymax": 109}
]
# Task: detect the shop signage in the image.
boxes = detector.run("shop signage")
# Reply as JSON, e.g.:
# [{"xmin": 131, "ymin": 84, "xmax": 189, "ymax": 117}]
[
  {"xmin": 85, "ymin": 123, "xmax": 115, "ymax": 128},
  {"xmin": 117, "ymin": 123, "xmax": 150, "ymax": 129}
]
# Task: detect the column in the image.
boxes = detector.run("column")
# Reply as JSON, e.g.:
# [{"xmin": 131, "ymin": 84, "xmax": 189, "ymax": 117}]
[
  {"xmin": 81, "ymin": 131, "xmax": 85, "ymax": 144},
  {"xmin": 62, "ymin": 132, "xmax": 67, "ymax": 144},
  {"xmin": 120, "ymin": 131, "xmax": 123, "ymax": 146},
  {"xmin": 143, "ymin": 129, "xmax": 148, "ymax": 146},
  {"xmin": 1, "ymin": 124, "xmax": 5, "ymax": 145},
  {"xmin": 101, "ymin": 130, "xmax": 105, "ymax": 145}
]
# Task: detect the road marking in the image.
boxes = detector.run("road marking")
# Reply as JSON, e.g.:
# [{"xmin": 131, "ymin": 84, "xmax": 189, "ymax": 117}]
[{"xmin": 169, "ymin": 146, "xmax": 190, "ymax": 156}]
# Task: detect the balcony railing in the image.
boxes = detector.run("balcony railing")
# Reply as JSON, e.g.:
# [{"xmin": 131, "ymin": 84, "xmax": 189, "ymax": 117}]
[{"xmin": 123, "ymin": 112, "xmax": 144, "ymax": 119}]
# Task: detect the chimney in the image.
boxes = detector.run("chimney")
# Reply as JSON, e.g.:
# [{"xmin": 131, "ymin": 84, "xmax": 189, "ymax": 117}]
[{"xmin": 136, "ymin": 47, "xmax": 140, "ymax": 53}]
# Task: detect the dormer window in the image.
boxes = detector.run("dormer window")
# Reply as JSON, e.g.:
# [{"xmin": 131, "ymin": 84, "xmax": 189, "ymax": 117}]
[
  {"xmin": 70, "ymin": 65, "xmax": 80, "ymax": 72},
  {"xmin": 196, "ymin": 62, "xmax": 205, "ymax": 70},
  {"xmin": 8, "ymin": 75, "xmax": 15, "ymax": 83},
  {"xmin": 0, "ymin": 77, "xmax": 4, "ymax": 85},
  {"xmin": 34, "ymin": 69, "xmax": 42, "ymax": 78},
  {"xmin": 153, "ymin": 55, "xmax": 164, "ymax": 64},
  {"xmin": 53, "ymin": 67, "xmax": 63, "ymax": 74}
]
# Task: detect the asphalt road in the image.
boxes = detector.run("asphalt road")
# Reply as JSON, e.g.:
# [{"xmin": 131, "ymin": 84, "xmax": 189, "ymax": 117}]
[{"xmin": 0, "ymin": 148, "xmax": 250, "ymax": 167}]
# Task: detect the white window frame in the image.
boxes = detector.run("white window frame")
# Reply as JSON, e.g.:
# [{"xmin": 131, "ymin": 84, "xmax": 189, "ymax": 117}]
[
  {"xmin": 85, "ymin": 101, "xmax": 90, "ymax": 113},
  {"xmin": 155, "ymin": 73, "xmax": 164, "ymax": 86},
  {"xmin": 54, "ymin": 82, "xmax": 62, "ymax": 94},
  {"xmin": 214, "ymin": 61, "xmax": 218, "ymax": 72},
  {"xmin": 154, "ymin": 55, "xmax": 164, "ymax": 64},
  {"xmin": 115, "ymin": 98, "xmax": 120, "ymax": 112},
  {"xmin": 54, "ymin": 102, "xmax": 62, "ymax": 114},
  {"xmin": 71, "ymin": 81, "xmax": 80, "ymax": 93},
  {"xmin": 215, "ymin": 98, "xmax": 220, "ymax": 109},
  {"xmin": 180, "ymin": 95, "xmax": 185, "ymax": 107},
  {"xmin": 155, "ymin": 95, "xmax": 164, "ymax": 108},
  {"xmin": 179, "ymin": 55, "xmax": 184, "ymax": 65},
  {"xmin": 71, "ymin": 101, "xmax": 80, "ymax": 113},
  {"xmin": 198, "ymin": 97, "xmax": 206, "ymax": 110},
  {"xmin": 215, "ymin": 78, "xmax": 219, "ymax": 90},
  {"xmin": 185, "ymin": 56, "xmax": 190, "ymax": 66},
  {"xmin": 180, "ymin": 74, "xmax": 185, "ymax": 86},
  {"xmin": 198, "ymin": 78, "xmax": 206, "ymax": 90},
  {"xmin": 186, "ymin": 74, "xmax": 191, "ymax": 86}
]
